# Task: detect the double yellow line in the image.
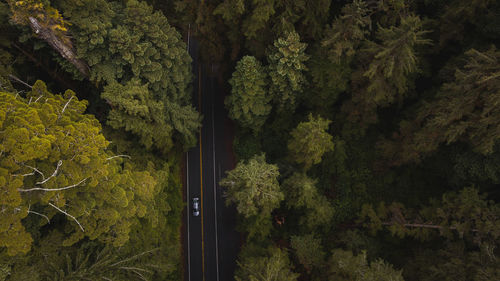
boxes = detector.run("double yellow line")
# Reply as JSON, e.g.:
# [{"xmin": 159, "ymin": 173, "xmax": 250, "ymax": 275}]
[{"xmin": 198, "ymin": 65, "xmax": 206, "ymax": 281}]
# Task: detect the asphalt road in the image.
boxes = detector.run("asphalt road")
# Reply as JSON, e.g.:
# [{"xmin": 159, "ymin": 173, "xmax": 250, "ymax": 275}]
[{"xmin": 185, "ymin": 36, "xmax": 240, "ymax": 281}]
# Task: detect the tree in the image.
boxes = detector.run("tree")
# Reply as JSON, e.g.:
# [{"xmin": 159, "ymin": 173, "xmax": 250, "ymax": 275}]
[
  {"xmin": 235, "ymin": 246, "xmax": 299, "ymax": 281},
  {"xmin": 379, "ymin": 47, "xmax": 500, "ymax": 166},
  {"xmin": 363, "ymin": 15, "xmax": 432, "ymax": 105},
  {"xmin": 290, "ymin": 234, "xmax": 325, "ymax": 272},
  {"xmin": 329, "ymin": 249, "xmax": 404, "ymax": 281},
  {"xmin": 288, "ymin": 114, "xmax": 334, "ymax": 170},
  {"xmin": 0, "ymin": 81, "xmax": 158, "ymax": 255},
  {"xmin": 360, "ymin": 187, "xmax": 500, "ymax": 245},
  {"xmin": 43, "ymin": 0, "xmax": 200, "ymax": 151},
  {"xmin": 267, "ymin": 30, "xmax": 308, "ymax": 110},
  {"xmin": 220, "ymin": 154, "xmax": 283, "ymax": 218},
  {"xmin": 226, "ymin": 56, "xmax": 271, "ymax": 134},
  {"xmin": 322, "ymin": 0, "xmax": 371, "ymax": 63},
  {"xmin": 7, "ymin": 0, "xmax": 89, "ymax": 77},
  {"xmin": 282, "ymin": 173, "xmax": 333, "ymax": 229}
]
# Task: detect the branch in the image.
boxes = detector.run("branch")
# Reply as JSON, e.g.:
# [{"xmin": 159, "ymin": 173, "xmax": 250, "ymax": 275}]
[
  {"xmin": 8, "ymin": 74, "xmax": 32, "ymax": 89},
  {"xmin": 48, "ymin": 202, "xmax": 84, "ymax": 232},
  {"xmin": 19, "ymin": 177, "xmax": 88, "ymax": 192},
  {"xmin": 24, "ymin": 164, "xmax": 45, "ymax": 179},
  {"xmin": 106, "ymin": 155, "xmax": 132, "ymax": 161},
  {"xmin": 59, "ymin": 96, "xmax": 74, "ymax": 117},
  {"xmin": 381, "ymin": 222, "xmax": 478, "ymax": 232},
  {"xmin": 36, "ymin": 160, "xmax": 62, "ymax": 185},
  {"xmin": 27, "ymin": 210, "xmax": 50, "ymax": 224},
  {"xmin": 28, "ymin": 17, "xmax": 89, "ymax": 78}
]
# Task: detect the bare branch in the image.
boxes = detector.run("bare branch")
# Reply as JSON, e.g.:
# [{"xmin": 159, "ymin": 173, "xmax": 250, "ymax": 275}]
[
  {"xmin": 48, "ymin": 202, "xmax": 84, "ymax": 232},
  {"xmin": 106, "ymin": 155, "xmax": 132, "ymax": 161},
  {"xmin": 60, "ymin": 96, "xmax": 74, "ymax": 117},
  {"xmin": 19, "ymin": 177, "xmax": 88, "ymax": 192},
  {"xmin": 36, "ymin": 160, "xmax": 62, "ymax": 185},
  {"xmin": 27, "ymin": 210, "xmax": 50, "ymax": 224},
  {"xmin": 8, "ymin": 74, "xmax": 32, "ymax": 89},
  {"xmin": 110, "ymin": 248, "xmax": 159, "ymax": 267},
  {"xmin": 24, "ymin": 165, "xmax": 45, "ymax": 179},
  {"xmin": 28, "ymin": 17, "xmax": 89, "ymax": 77}
]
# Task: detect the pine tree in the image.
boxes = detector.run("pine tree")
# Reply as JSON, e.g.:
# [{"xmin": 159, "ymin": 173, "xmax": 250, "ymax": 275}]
[
  {"xmin": 282, "ymin": 173, "xmax": 333, "ymax": 230},
  {"xmin": 226, "ymin": 56, "xmax": 271, "ymax": 134},
  {"xmin": 267, "ymin": 30, "xmax": 308, "ymax": 110},
  {"xmin": 379, "ymin": 46, "xmax": 500, "ymax": 165},
  {"xmin": 363, "ymin": 15, "xmax": 431, "ymax": 105},
  {"xmin": 53, "ymin": 0, "xmax": 200, "ymax": 151},
  {"xmin": 219, "ymin": 154, "xmax": 283, "ymax": 218},
  {"xmin": 322, "ymin": 0, "xmax": 371, "ymax": 63},
  {"xmin": 235, "ymin": 246, "xmax": 299, "ymax": 281},
  {"xmin": 288, "ymin": 114, "xmax": 334, "ymax": 170},
  {"xmin": 290, "ymin": 234, "xmax": 325, "ymax": 272},
  {"xmin": 0, "ymin": 81, "xmax": 159, "ymax": 255},
  {"xmin": 329, "ymin": 249, "xmax": 404, "ymax": 281},
  {"xmin": 360, "ymin": 187, "xmax": 500, "ymax": 245}
]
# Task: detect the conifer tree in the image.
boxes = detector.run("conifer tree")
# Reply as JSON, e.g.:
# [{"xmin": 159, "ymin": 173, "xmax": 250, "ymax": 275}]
[
  {"xmin": 363, "ymin": 15, "xmax": 431, "ymax": 105},
  {"xmin": 220, "ymin": 154, "xmax": 283, "ymax": 218},
  {"xmin": 267, "ymin": 30, "xmax": 308, "ymax": 110},
  {"xmin": 282, "ymin": 173, "xmax": 333, "ymax": 229},
  {"xmin": 379, "ymin": 47, "xmax": 500, "ymax": 165},
  {"xmin": 235, "ymin": 246, "xmax": 299, "ymax": 281},
  {"xmin": 360, "ymin": 187, "xmax": 500, "ymax": 245},
  {"xmin": 322, "ymin": 0, "xmax": 371, "ymax": 63},
  {"xmin": 288, "ymin": 114, "xmax": 334, "ymax": 170},
  {"xmin": 290, "ymin": 234, "xmax": 325, "ymax": 272},
  {"xmin": 54, "ymin": 0, "xmax": 200, "ymax": 151},
  {"xmin": 226, "ymin": 56, "xmax": 271, "ymax": 134},
  {"xmin": 329, "ymin": 249, "xmax": 404, "ymax": 281},
  {"xmin": 0, "ymin": 81, "xmax": 158, "ymax": 255}
]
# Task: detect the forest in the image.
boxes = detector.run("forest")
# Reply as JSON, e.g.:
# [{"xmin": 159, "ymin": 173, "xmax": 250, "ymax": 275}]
[{"xmin": 0, "ymin": 0, "xmax": 499, "ymax": 280}]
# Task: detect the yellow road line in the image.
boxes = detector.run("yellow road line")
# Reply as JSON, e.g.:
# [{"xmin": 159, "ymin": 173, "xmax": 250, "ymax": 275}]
[{"xmin": 199, "ymin": 64, "xmax": 205, "ymax": 281}]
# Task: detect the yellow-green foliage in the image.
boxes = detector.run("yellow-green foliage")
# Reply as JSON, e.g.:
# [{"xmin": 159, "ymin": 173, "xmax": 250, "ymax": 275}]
[
  {"xmin": 7, "ymin": 0, "xmax": 70, "ymax": 43},
  {"xmin": 0, "ymin": 81, "xmax": 158, "ymax": 255}
]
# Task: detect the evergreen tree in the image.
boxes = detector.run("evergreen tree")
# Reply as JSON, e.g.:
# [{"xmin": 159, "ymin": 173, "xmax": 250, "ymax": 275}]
[
  {"xmin": 380, "ymin": 47, "xmax": 500, "ymax": 165},
  {"xmin": 288, "ymin": 114, "xmax": 334, "ymax": 170},
  {"xmin": 360, "ymin": 187, "xmax": 500, "ymax": 245},
  {"xmin": 0, "ymin": 81, "xmax": 158, "ymax": 255},
  {"xmin": 226, "ymin": 56, "xmax": 271, "ymax": 134},
  {"xmin": 282, "ymin": 173, "xmax": 333, "ymax": 230},
  {"xmin": 54, "ymin": 0, "xmax": 200, "ymax": 151},
  {"xmin": 220, "ymin": 154, "xmax": 283, "ymax": 218},
  {"xmin": 322, "ymin": 0, "xmax": 371, "ymax": 63},
  {"xmin": 290, "ymin": 234, "xmax": 325, "ymax": 272},
  {"xmin": 267, "ymin": 30, "xmax": 308, "ymax": 110},
  {"xmin": 363, "ymin": 15, "xmax": 432, "ymax": 105},
  {"xmin": 329, "ymin": 249, "xmax": 404, "ymax": 281},
  {"xmin": 235, "ymin": 246, "xmax": 299, "ymax": 281}
]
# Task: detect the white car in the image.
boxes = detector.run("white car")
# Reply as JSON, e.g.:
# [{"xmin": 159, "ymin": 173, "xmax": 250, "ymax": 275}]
[{"xmin": 192, "ymin": 197, "xmax": 200, "ymax": 216}]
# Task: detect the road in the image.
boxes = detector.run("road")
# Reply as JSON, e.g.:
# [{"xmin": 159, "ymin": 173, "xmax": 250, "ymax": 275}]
[{"xmin": 185, "ymin": 36, "xmax": 240, "ymax": 281}]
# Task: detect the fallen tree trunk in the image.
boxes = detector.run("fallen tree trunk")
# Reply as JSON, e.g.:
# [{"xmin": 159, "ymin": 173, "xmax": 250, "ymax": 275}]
[{"xmin": 28, "ymin": 16, "xmax": 89, "ymax": 78}]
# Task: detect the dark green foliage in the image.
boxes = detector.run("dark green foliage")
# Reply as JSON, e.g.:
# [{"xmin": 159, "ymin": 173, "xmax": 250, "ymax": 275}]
[
  {"xmin": 363, "ymin": 15, "xmax": 432, "ymax": 105},
  {"xmin": 55, "ymin": 0, "xmax": 200, "ymax": 151},
  {"xmin": 226, "ymin": 56, "xmax": 271, "ymax": 133},
  {"xmin": 329, "ymin": 249, "xmax": 404, "ymax": 281},
  {"xmin": 290, "ymin": 234, "xmax": 325, "ymax": 271},
  {"xmin": 322, "ymin": 0, "xmax": 371, "ymax": 63},
  {"xmin": 235, "ymin": 245, "xmax": 299, "ymax": 281},
  {"xmin": 380, "ymin": 47, "xmax": 500, "ymax": 165},
  {"xmin": 360, "ymin": 187, "xmax": 500, "ymax": 245}
]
